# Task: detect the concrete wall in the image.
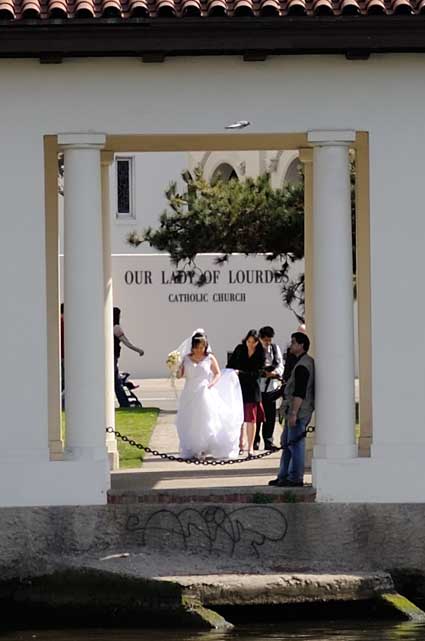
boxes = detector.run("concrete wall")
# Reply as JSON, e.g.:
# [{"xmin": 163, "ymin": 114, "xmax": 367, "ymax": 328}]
[{"xmin": 2, "ymin": 503, "xmax": 425, "ymax": 576}]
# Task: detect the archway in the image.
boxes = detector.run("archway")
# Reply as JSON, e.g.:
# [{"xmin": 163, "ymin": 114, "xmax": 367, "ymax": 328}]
[
  {"xmin": 210, "ymin": 162, "xmax": 238, "ymax": 184},
  {"xmin": 46, "ymin": 131, "xmax": 372, "ymax": 503}
]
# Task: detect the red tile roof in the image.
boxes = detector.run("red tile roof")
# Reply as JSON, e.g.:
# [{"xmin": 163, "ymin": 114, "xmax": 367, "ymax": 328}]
[{"xmin": 0, "ymin": 0, "xmax": 421, "ymax": 19}]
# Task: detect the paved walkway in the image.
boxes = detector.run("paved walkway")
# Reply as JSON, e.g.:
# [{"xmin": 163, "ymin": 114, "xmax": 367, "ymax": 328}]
[{"xmin": 110, "ymin": 378, "xmax": 313, "ymax": 496}]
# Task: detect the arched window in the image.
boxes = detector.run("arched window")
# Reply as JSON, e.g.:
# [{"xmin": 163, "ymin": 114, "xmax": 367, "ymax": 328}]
[
  {"xmin": 284, "ymin": 158, "xmax": 302, "ymax": 185},
  {"xmin": 211, "ymin": 163, "xmax": 238, "ymax": 185}
]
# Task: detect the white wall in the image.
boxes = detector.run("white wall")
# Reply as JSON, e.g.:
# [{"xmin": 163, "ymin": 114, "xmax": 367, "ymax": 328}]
[
  {"xmin": 0, "ymin": 135, "xmax": 49, "ymax": 459},
  {"xmin": 113, "ymin": 253, "xmax": 302, "ymax": 378},
  {"xmin": 2, "ymin": 54, "xmax": 425, "ymax": 502},
  {"xmin": 60, "ymin": 152, "xmax": 188, "ymax": 254},
  {"xmin": 110, "ymin": 152, "xmax": 188, "ymax": 254},
  {"xmin": 58, "ymin": 252, "xmax": 302, "ymax": 378}
]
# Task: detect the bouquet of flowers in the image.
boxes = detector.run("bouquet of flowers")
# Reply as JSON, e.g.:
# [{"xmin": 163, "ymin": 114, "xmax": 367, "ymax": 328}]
[{"xmin": 166, "ymin": 350, "xmax": 181, "ymax": 395}]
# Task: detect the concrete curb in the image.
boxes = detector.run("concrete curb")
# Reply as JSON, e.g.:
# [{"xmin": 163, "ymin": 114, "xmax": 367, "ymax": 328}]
[{"xmin": 108, "ymin": 487, "xmax": 317, "ymax": 504}]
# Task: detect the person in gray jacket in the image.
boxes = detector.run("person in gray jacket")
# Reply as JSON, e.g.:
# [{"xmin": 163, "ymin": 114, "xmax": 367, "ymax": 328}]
[{"xmin": 268, "ymin": 332, "xmax": 314, "ymax": 488}]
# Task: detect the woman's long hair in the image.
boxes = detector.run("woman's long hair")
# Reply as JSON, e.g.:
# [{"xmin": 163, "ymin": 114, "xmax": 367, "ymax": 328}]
[{"xmin": 242, "ymin": 329, "xmax": 259, "ymax": 344}]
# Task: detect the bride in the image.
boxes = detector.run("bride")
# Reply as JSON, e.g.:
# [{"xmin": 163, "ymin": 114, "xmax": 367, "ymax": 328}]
[{"xmin": 175, "ymin": 330, "xmax": 243, "ymax": 460}]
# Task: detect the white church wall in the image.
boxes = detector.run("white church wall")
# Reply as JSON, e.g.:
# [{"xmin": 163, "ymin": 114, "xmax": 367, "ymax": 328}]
[
  {"xmin": 1, "ymin": 54, "xmax": 425, "ymax": 502},
  {"xmin": 110, "ymin": 152, "xmax": 188, "ymax": 254},
  {"xmin": 60, "ymin": 152, "xmax": 188, "ymax": 255},
  {"xmin": 113, "ymin": 253, "xmax": 303, "ymax": 379},
  {"xmin": 58, "ymin": 252, "xmax": 302, "ymax": 379}
]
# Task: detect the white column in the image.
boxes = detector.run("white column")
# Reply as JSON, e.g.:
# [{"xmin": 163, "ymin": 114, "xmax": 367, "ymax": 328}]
[
  {"xmin": 59, "ymin": 133, "xmax": 108, "ymax": 462},
  {"xmin": 299, "ymin": 148, "xmax": 314, "ymax": 469},
  {"xmin": 299, "ymin": 148, "xmax": 314, "ymax": 345},
  {"xmin": 101, "ymin": 151, "xmax": 119, "ymax": 470},
  {"xmin": 308, "ymin": 130, "xmax": 357, "ymax": 460}
]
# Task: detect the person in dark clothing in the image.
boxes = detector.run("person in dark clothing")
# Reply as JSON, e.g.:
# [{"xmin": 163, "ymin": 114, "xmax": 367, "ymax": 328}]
[
  {"xmin": 113, "ymin": 307, "xmax": 144, "ymax": 408},
  {"xmin": 254, "ymin": 326, "xmax": 284, "ymax": 451},
  {"xmin": 227, "ymin": 329, "xmax": 265, "ymax": 456},
  {"xmin": 269, "ymin": 332, "xmax": 315, "ymax": 488}
]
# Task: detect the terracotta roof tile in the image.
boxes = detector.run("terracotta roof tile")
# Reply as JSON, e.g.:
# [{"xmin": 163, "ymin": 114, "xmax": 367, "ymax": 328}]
[
  {"xmin": 340, "ymin": 0, "xmax": 361, "ymax": 15},
  {"xmin": 0, "ymin": 0, "xmax": 422, "ymax": 20},
  {"xmin": 21, "ymin": 0, "xmax": 41, "ymax": 18},
  {"xmin": 286, "ymin": 0, "xmax": 307, "ymax": 15},
  {"xmin": 0, "ymin": 0, "xmax": 15, "ymax": 16},
  {"xmin": 206, "ymin": 0, "xmax": 227, "ymax": 15},
  {"xmin": 312, "ymin": 0, "xmax": 333, "ymax": 14},
  {"xmin": 128, "ymin": 0, "xmax": 149, "ymax": 16},
  {"xmin": 47, "ymin": 0, "xmax": 68, "ymax": 17},
  {"xmin": 156, "ymin": 0, "xmax": 176, "ymax": 15},
  {"xmin": 365, "ymin": 0, "xmax": 386, "ymax": 13},
  {"xmin": 391, "ymin": 0, "xmax": 413, "ymax": 12},
  {"xmin": 181, "ymin": 0, "xmax": 201, "ymax": 16},
  {"xmin": 74, "ymin": 0, "xmax": 96, "ymax": 16},
  {"xmin": 102, "ymin": 0, "xmax": 123, "ymax": 16},
  {"xmin": 260, "ymin": 0, "xmax": 281, "ymax": 15}
]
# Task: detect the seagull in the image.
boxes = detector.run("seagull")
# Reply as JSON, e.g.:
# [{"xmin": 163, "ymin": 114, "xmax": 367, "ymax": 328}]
[{"xmin": 225, "ymin": 120, "xmax": 251, "ymax": 130}]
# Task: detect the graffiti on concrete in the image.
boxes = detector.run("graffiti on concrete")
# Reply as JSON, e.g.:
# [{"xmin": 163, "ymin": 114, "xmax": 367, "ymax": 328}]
[{"xmin": 126, "ymin": 506, "xmax": 288, "ymax": 557}]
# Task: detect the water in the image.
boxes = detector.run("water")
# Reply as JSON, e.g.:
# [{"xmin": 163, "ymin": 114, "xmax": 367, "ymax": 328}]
[{"xmin": 3, "ymin": 623, "xmax": 425, "ymax": 641}]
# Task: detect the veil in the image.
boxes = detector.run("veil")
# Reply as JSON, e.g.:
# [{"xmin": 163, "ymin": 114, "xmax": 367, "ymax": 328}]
[{"xmin": 175, "ymin": 328, "xmax": 212, "ymax": 362}]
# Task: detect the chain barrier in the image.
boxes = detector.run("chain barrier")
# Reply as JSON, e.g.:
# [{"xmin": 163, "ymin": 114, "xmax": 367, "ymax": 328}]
[{"xmin": 106, "ymin": 425, "xmax": 315, "ymax": 466}]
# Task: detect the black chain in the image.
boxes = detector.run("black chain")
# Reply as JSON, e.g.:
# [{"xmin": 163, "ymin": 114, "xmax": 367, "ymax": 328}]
[{"xmin": 105, "ymin": 426, "xmax": 315, "ymax": 466}]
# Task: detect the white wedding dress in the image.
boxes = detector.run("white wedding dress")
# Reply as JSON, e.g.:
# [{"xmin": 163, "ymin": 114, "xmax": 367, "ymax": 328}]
[{"xmin": 176, "ymin": 355, "xmax": 243, "ymax": 459}]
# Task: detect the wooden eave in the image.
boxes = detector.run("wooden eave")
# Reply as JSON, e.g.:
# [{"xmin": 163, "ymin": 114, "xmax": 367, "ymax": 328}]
[{"xmin": 1, "ymin": 17, "xmax": 425, "ymax": 61}]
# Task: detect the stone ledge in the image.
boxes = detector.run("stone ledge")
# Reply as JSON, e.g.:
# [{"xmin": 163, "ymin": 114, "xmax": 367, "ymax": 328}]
[
  {"xmin": 107, "ymin": 486, "xmax": 317, "ymax": 504},
  {"xmin": 170, "ymin": 571, "xmax": 395, "ymax": 606}
]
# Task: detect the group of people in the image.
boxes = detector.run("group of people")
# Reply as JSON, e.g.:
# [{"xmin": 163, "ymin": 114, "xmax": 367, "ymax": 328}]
[
  {"xmin": 111, "ymin": 306, "xmax": 315, "ymax": 487},
  {"xmin": 175, "ymin": 326, "xmax": 315, "ymax": 488}
]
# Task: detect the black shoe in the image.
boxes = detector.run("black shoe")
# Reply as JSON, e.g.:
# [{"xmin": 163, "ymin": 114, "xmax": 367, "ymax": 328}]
[
  {"xmin": 268, "ymin": 478, "xmax": 286, "ymax": 486},
  {"xmin": 280, "ymin": 479, "xmax": 304, "ymax": 488},
  {"xmin": 253, "ymin": 443, "xmax": 260, "ymax": 451},
  {"xmin": 264, "ymin": 442, "xmax": 274, "ymax": 451}
]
